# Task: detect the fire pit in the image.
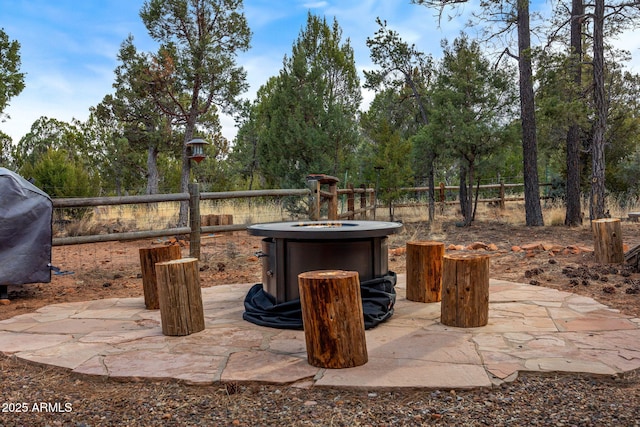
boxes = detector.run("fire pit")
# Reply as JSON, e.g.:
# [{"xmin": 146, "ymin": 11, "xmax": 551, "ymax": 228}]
[{"xmin": 247, "ymin": 220, "xmax": 403, "ymax": 303}]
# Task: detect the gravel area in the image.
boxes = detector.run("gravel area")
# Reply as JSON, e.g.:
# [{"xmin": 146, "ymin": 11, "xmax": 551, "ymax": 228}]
[{"xmin": 1, "ymin": 356, "xmax": 639, "ymax": 426}]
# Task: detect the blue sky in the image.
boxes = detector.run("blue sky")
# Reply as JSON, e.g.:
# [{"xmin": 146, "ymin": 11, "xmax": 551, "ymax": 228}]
[{"xmin": 1, "ymin": 0, "xmax": 639, "ymax": 144}]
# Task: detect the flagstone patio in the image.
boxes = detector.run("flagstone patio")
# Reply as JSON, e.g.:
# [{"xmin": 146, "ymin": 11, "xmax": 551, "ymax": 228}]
[{"xmin": 1, "ymin": 275, "xmax": 639, "ymax": 389}]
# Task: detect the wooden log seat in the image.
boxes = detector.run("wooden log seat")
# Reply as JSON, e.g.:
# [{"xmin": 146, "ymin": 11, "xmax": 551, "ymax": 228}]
[
  {"xmin": 592, "ymin": 218, "xmax": 624, "ymax": 264},
  {"xmin": 298, "ymin": 270, "xmax": 368, "ymax": 369},
  {"xmin": 156, "ymin": 258, "xmax": 205, "ymax": 336},
  {"xmin": 440, "ymin": 253, "xmax": 490, "ymax": 328},
  {"xmin": 405, "ymin": 241, "xmax": 444, "ymax": 303},
  {"xmin": 139, "ymin": 245, "xmax": 182, "ymax": 310}
]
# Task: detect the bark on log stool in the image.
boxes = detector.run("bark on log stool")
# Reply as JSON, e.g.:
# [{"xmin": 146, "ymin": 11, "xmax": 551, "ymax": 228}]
[
  {"xmin": 156, "ymin": 258, "xmax": 205, "ymax": 336},
  {"xmin": 592, "ymin": 218, "xmax": 624, "ymax": 264},
  {"xmin": 406, "ymin": 241, "xmax": 444, "ymax": 303},
  {"xmin": 139, "ymin": 245, "xmax": 182, "ymax": 309},
  {"xmin": 441, "ymin": 253, "xmax": 490, "ymax": 328},
  {"xmin": 298, "ymin": 270, "xmax": 368, "ymax": 369}
]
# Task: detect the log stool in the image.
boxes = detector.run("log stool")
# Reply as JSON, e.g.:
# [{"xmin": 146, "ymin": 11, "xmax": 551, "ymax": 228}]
[
  {"xmin": 298, "ymin": 270, "xmax": 368, "ymax": 369},
  {"xmin": 441, "ymin": 253, "xmax": 489, "ymax": 328},
  {"xmin": 406, "ymin": 241, "xmax": 444, "ymax": 303},
  {"xmin": 139, "ymin": 245, "xmax": 182, "ymax": 309},
  {"xmin": 156, "ymin": 258, "xmax": 205, "ymax": 336},
  {"xmin": 592, "ymin": 218, "xmax": 624, "ymax": 264}
]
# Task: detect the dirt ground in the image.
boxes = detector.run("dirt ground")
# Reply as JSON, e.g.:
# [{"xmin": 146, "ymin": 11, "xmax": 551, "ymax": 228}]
[
  {"xmin": 2, "ymin": 219, "xmax": 640, "ymax": 426},
  {"xmin": 0, "ymin": 221, "xmax": 640, "ymax": 319},
  {"xmin": 2, "ymin": 219, "xmax": 640, "ymax": 321}
]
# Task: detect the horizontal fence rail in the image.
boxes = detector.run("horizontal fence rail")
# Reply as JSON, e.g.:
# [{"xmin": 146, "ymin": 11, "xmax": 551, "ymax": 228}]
[{"xmin": 50, "ymin": 180, "xmax": 540, "ymax": 253}]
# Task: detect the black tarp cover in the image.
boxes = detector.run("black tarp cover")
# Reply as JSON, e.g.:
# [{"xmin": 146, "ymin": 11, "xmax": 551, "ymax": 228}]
[
  {"xmin": 243, "ymin": 272, "xmax": 397, "ymax": 330},
  {"xmin": 0, "ymin": 168, "xmax": 53, "ymax": 285}
]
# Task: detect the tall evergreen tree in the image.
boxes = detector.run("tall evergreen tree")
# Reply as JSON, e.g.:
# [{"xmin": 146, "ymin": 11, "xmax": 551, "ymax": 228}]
[
  {"xmin": 253, "ymin": 13, "xmax": 361, "ymax": 189},
  {"xmin": 413, "ymin": 0, "xmax": 545, "ymax": 226},
  {"xmin": 426, "ymin": 35, "xmax": 518, "ymax": 225},
  {"xmin": 140, "ymin": 0, "xmax": 251, "ymax": 224},
  {"xmin": 96, "ymin": 36, "xmax": 176, "ymax": 196},
  {"xmin": 365, "ymin": 18, "xmax": 434, "ymax": 220},
  {"xmin": 0, "ymin": 28, "xmax": 25, "ymax": 122}
]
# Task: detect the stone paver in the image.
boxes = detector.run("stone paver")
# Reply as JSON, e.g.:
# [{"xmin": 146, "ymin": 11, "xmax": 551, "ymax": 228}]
[{"xmin": 1, "ymin": 276, "xmax": 640, "ymax": 389}]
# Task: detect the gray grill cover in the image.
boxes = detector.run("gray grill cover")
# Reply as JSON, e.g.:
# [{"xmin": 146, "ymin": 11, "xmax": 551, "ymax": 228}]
[{"xmin": 0, "ymin": 168, "xmax": 52, "ymax": 285}]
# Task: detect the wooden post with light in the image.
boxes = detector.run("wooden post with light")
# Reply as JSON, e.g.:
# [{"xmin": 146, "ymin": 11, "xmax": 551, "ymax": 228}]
[{"xmin": 186, "ymin": 137, "xmax": 209, "ymax": 259}]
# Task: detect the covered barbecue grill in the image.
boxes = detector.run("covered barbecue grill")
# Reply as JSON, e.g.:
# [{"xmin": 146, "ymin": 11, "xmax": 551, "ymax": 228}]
[{"xmin": 0, "ymin": 168, "xmax": 53, "ymax": 300}]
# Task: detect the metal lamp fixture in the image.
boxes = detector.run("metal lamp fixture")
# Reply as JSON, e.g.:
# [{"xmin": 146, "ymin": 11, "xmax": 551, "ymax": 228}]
[{"xmin": 186, "ymin": 137, "xmax": 209, "ymax": 163}]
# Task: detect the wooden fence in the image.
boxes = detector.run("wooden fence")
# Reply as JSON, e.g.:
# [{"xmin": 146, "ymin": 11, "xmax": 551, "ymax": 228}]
[
  {"xmin": 394, "ymin": 182, "xmax": 550, "ymax": 209},
  {"xmin": 51, "ymin": 181, "xmax": 377, "ymax": 258},
  {"xmin": 51, "ymin": 179, "xmax": 536, "ymax": 257}
]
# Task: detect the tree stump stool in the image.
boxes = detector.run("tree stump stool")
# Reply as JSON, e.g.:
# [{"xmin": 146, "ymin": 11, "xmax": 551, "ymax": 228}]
[
  {"xmin": 139, "ymin": 245, "xmax": 182, "ymax": 309},
  {"xmin": 298, "ymin": 270, "xmax": 368, "ymax": 369},
  {"xmin": 592, "ymin": 218, "xmax": 624, "ymax": 264},
  {"xmin": 406, "ymin": 241, "xmax": 444, "ymax": 303},
  {"xmin": 156, "ymin": 258, "xmax": 205, "ymax": 336},
  {"xmin": 441, "ymin": 253, "xmax": 490, "ymax": 328}
]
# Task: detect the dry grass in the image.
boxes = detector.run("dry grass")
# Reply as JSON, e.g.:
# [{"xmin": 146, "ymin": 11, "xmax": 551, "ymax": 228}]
[{"xmin": 53, "ymin": 193, "xmax": 640, "ymax": 238}]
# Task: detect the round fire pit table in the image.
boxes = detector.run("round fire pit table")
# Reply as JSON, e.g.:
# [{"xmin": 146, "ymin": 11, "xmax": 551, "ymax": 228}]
[{"xmin": 247, "ymin": 220, "xmax": 403, "ymax": 303}]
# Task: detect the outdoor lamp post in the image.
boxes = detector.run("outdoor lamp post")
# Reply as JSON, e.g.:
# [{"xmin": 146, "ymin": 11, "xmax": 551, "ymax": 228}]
[
  {"xmin": 186, "ymin": 137, "xmax": 208, "ymax": 260},
  {"xmin": 186, "ymin": 137, "xmax": 209, "ymax": 163}
]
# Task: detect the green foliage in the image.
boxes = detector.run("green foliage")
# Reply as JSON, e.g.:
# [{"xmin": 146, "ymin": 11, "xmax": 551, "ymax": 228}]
[
  {"xmin": 95, "ymin": 36, "xmax": 175, "ymax": 195},
  {"xmin": 140, "ymin": 0, "xmax": 251, "ymax": 146},
  {"xmin": 0, "ymin": 131, "xmax": 13, "ymax": 168},
  {"xmin": 365, "ymin": 119, "xmax": 413, "ymax": 205},
  {"xmin": 12, "ymin": 117, "xmax": 87, "ymax": 170},
  {"xmin": 21, "ymin": 149, "xmax": 97, "ymax": 199},
  {"xmin": 364, "ymin": 17, "xmax": 436, "ymax": 218},
  {"xmin": 237, "ymin": 13, "xmax": 361, "ymax": 190},
  {"xmin": 536, "ymin": 48, "xmax": 640, "ymax": 197},
  {"xmin": 424, "ymin": 34, "xmax": 519, "ymax": 223},
  {"xmin": 0, "ymin": 28, "xmax": 25, "ymax": 119},
  {"xmin": 616, "ymin": 148, "xmax": 640, "ymax": 203},
  {"xmin": 21, "ymin": 149, "xmax": 98, "ymax": 220}
]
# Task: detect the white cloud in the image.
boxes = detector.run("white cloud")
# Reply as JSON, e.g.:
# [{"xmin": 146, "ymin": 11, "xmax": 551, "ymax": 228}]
[{"xmin": 302, "ymin": 1, "xmax": 329, "ymax": 9}]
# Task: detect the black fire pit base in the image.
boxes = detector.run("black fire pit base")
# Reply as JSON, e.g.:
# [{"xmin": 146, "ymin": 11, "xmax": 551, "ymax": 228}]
[{"xmin": 242, "ymin": 272, "xmax": 397, "ymax": 330}]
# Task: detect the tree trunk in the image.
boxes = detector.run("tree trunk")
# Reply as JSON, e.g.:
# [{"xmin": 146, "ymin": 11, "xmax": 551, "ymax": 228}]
[
  {"xmin": 517, "ymin": 0, "xmax": 544, "ymax": 226},
  {"xmin": 459, "ymin": 163, "xmax": 469, "ymax": 224},
  {"xmin": 146, "ymin": 144, "xmax": 159, "ymax": 195},
  {"xmin": 298, "ymin": 270, "xmax": 368, "ymax": 369},
  {"xmin": 564, "ymin": 0, "xmax": 584, "ymax": 226},
  {"xmin": 466, "ymin": 161, "xmax": 475, "ymax": 226},
  {"xmin": 406, "ymin": 241, "xmax": 444, "ymax": 303},
  {"xmin": 427, "ymin": 151, "xmax": 436, "ymax": 222},
  {"xmin": 441, "ymin": 253, "xmax": 490, "ymax": 328},
  {"xmin": 590, "ymin": 0, "xmax": 607, "ymax": 221}
]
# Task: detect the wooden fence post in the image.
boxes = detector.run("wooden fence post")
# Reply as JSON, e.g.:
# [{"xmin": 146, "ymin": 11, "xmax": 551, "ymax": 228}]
[
  {"xmin": 298, "ymin": 270, "xmax": 368, "ymax": 369},
  {"xmin": 189, "ymin": 183, "xmax": 201, "ymax": 259},
  {"xmin": 311, "ymin": 180, "xmax": 321, "ymax": 220},
  {"xmin": 499, "ymin": 182, "xmax": 506, "ymax": 209},
  {"xmin": 406, "ymin": 241, "xmax": 444, "ymax": 303},
  {"xmin": 360, "ymin": 184, "xmax": 367, "ymax": 219},
  {"xmin": 370, "ymin": 190, "xmax": 376, "ymax": 220},
  {"xmin": 328, "ymin": 181, "xmax": 339, "ymax": 220},
  {"xmin": 347, "ymin": 183, "xmax": 355, "ymax": 220},
  {"xmin": 156, "ymin": 258, "xmax": 205, "ymax": 336},
  {"xmin": 139, "ymin": 245, "xmax": 182, "ymax": 309},
  {"xmin": 441, "ymin": 253, "xmax": 490, "ymax": 328},
  {"xmin": 592, "ymin": 218, "xmax": 624, "ymax": 263}
]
